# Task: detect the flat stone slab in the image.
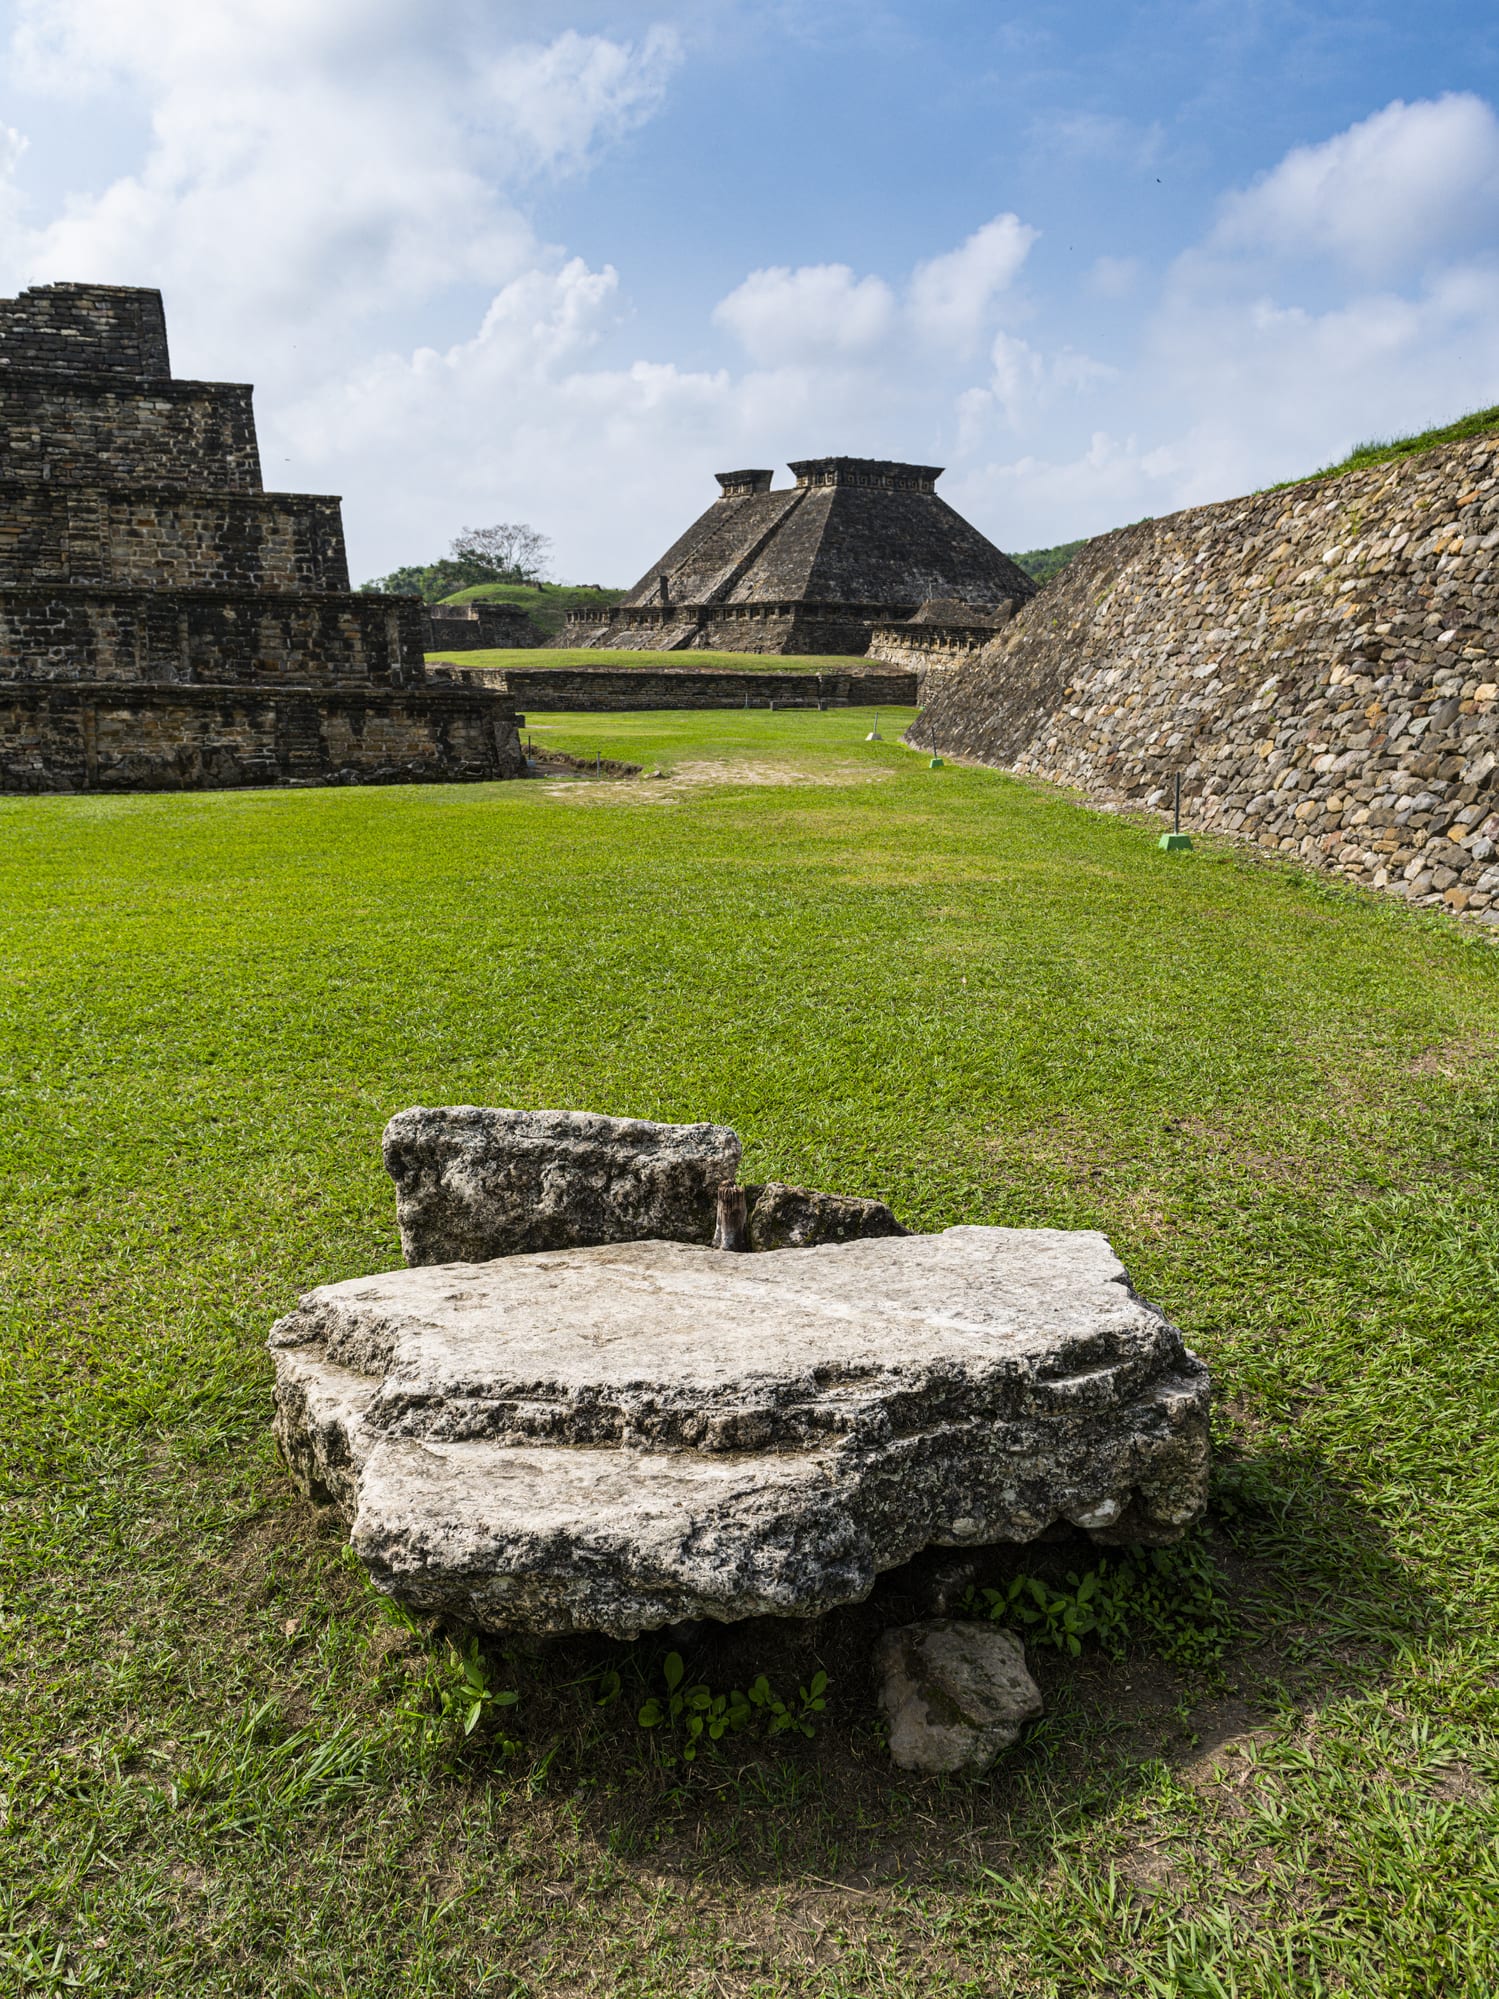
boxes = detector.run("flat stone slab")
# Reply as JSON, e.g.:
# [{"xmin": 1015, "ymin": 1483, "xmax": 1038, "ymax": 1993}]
[{"xmin": 270, "ymin": 1227, "xmax": 1210, "ymax": 1639}]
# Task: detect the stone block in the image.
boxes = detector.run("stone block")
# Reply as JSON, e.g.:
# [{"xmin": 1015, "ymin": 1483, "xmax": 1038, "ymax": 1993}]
[
  {"xmin": 875, "ymin": 1620, "xmax": 1043, "ymax": 1774},
  {"xmin": 269, "ymin": 1226, "xmax": 1211, "ymax": 1638},
  {"xmin": 745, "ymin": 1181, "xmax": 905, "ymax": 1249},
  {"xmin": 382, "ymin": 1106, "xmax": 742, "ymax": 1265}
]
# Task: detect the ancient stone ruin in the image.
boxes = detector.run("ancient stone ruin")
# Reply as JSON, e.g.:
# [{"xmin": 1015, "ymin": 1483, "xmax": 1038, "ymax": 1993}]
[
  {"xmin": 424, "ymin": 600, "xmax": 544, "ymax": 653},
  {"xmin": 271, "ymin": 1110, "xmax": 1210, "ymax": 1647},
  {"xmin": 912, "ymin": 428, "xmax": 1499, "ymax": 918},
  {"xmin": 564, "ymin": 457, "xmax": 1037, "ymax": 656},
  {"xmin": 0, "ymin": 282, "xmax": 523, "ymax": 792}
]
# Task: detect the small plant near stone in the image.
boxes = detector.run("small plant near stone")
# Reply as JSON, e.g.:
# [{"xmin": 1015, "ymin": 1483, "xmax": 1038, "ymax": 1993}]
[
  {"xmin": 963, "ymin": 1533, "xmax": 1235, "ymax": 1669},
  {"xmin": 636, "ymin": 1651, "xmax": 829, "ymax": 1762},
  {"xmin": 436, "ymin": 1635, "xmax": 521, "ymax": 1739}
]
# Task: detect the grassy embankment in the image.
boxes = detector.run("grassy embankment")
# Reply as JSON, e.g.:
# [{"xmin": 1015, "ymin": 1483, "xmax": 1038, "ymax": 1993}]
[
  {"xmin": 4, "ymin": 706, "xmax": 1498, "ymax": 1995},
  {"xmin": 440, "ymin": 581, "xmax": 624, "ymax": 639}
]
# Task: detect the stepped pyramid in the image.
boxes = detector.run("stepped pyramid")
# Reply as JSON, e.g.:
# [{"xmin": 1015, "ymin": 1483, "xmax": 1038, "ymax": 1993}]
[
  {"xmin": 0, "ymin": 282, "xmax": 522, "ymax": 792},
  {"xmin": 565, "ymin": 457, "xmax": 1037, "ymax": 654}
]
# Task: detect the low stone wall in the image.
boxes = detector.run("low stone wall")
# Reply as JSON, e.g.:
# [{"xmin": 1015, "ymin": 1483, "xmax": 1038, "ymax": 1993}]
[
  {"xmin": 867, "ymin": 624, "xmax": 1010, "ymax": 680},
  {"xmin": 561, "ymin": 602, "xmax": 916, "ymax": 656},
  {"xmin": 916, "ymin": 431, "xmax": 1499, "ymax": 918},
  {"xmin": 454, "ymin": 664, "xmax": 919, "ymax": 710},
  {"xmin": 0, "ymin": 585, "xmax": 425, "ymax": 686},
  {"xmin": 0, "ymin": 679, "xmax": 523, "ymax": 793}
]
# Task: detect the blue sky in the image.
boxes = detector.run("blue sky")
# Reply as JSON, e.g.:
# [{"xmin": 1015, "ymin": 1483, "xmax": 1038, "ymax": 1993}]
[{"xmin": 2, "ymin": 0, "xmax": 1497, "ymax": 582}]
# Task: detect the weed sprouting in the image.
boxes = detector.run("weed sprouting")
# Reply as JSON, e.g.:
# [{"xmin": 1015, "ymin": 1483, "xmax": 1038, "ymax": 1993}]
[
  {"xmin": 636, "ymin": 1651, "xmax": 829, "ymax": 1763},
  {"xmin": 434, "ymin": 1635, "xmax": 520, "ymax": 1741},
  {"xmin": 963, "ymin": 1534, "xmax": 1236, "ymax": 1668}
]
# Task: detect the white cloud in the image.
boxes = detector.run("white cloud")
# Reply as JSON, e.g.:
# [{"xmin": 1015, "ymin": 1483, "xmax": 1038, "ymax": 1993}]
[
  {"xmin": 712, "ymin": 262, "xmax": 896, "ymax": 365},
  {"xmin": 0, "ymin": 1, "xmax": 682, "ymax": 380},
  {"xmin": 907, "ymin": 214, "xmax": 1036, "ymax": 352},
  {"xmin": 1209, "ymin": 92, "xmax": 1499, "ymax": 280}
]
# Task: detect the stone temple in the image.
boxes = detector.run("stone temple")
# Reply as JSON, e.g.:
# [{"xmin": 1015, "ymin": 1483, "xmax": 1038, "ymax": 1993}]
[
  {"xmin": 565, "ymin": 457, "xmax": 1038, "ymax": 655},
  {"xmin": 0, "ymin": 283, "xmax": 522, "ymax": 792}
]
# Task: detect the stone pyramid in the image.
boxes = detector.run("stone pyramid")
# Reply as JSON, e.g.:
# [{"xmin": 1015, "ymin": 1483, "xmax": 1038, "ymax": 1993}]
[
  {"xmin": 565, "ymin": 456, "xmax": 1037, "ymax": 655},
  {"xmin": 0, "ymin": 282, "xmax": 522, "ymax": 793}
]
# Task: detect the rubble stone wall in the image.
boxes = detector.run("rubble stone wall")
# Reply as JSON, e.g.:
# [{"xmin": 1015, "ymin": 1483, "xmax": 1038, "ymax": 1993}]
[
  {"xmin": 0, "ymin": 486, "xmax": 349, "ymax": 590},
  {"xmin": 916, "ymin": 431, "xmax": 1499, "ymax": 918},
  {"xmin": 0, "ymin": 588, "xmax": 424, "ymax": 687},
  {"xmin": 0, "ymin": 680, "xmax": 523, "ymax": 793}
]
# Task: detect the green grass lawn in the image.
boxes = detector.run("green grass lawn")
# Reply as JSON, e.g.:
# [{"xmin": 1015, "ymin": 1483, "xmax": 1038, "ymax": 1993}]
[
  {"xmin": 4, "ymin": 707, "xmax": 1498, "ymax": 1996},
  {"xmin": 425, "ymin": 646, "xmax": 876, "ymax": 673}
]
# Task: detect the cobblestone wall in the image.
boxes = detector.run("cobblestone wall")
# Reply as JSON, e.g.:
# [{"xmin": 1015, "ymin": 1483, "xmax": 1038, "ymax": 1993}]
[{"xmin": 916, "ymin": 431, "xmax": 1499, "ymax": 919}]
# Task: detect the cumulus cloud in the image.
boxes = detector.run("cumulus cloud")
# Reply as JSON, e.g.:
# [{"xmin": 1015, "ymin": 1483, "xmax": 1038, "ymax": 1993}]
[
  {"xmin": 712, "ymin": 263, "xmax": 896, "ymax": 365},
  {"xmin": 1208, "ymin": 92, "xmax": 1499, "ymax": 280},
  {"xmin": 1, "ymin": 0, "xmax": 681, "ymax": 379},
  {"xmin": 907, "ymin": 214, "xmax": 1036, "ymax": 352},
  {"xmin": 2, "ymin": 18, "xmax": 1497, "ymax": 588}
]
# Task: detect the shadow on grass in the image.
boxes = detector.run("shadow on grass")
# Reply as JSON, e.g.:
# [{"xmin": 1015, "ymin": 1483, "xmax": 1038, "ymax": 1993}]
[{"xmin": 429, "ymin": 1437, "xmax": 1442, "ymax": 1893}]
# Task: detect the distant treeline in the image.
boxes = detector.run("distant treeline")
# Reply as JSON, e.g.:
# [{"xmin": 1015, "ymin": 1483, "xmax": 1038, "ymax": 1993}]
[{"xmin": 1012, "ymin": 538, "xmax": 1088, "ymax": 585}]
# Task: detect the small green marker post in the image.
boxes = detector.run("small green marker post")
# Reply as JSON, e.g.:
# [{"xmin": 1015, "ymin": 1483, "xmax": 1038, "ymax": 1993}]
[
  {"xmin": 1158, "ymin": 772, "xmax": 1192, "ymax": 851},
  {"xmin": 866, "ymin": 711, "xmax": 883, "ymax": 742}
]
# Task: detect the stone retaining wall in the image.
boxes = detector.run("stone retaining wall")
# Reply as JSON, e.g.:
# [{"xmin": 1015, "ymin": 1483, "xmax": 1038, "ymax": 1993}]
[
  {"xmin": 0, "ymin": 680, "xmax": 523, "ymax": 793},
  {"xmin": 916, "ymin": 431, "xmax": 1499, "ymax": 918},
  {"xmin": 439, "ymin": 663, "xmax": 919, "ymax": 710},
  {"xmin": 0, "ymin": 485, "xmax": 349, "ymax": 591},
  {"xmin": 0, "ymin": 586, "xmax": 425, "ymax": 687}
]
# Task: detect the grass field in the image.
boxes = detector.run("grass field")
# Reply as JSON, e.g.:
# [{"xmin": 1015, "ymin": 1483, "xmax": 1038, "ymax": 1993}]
[
  {"xmin": 4, "ymin": 707, "xmax": 1498, "ymax": 1996},
  {"xmin": 425, "ymin": 646, "xmax": 872, "ymax": 673}
]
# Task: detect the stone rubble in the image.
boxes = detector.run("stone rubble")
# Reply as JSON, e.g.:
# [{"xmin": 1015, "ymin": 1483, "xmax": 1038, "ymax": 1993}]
[
  {"xmin": 875, "ymin": 1620, "xmax": 1044, "ymax": 1774},
  {"xmin": 744, "ymin": 1181, "xmax": 906, "ymax": 1249},
  {"xmin": 269, "ymin": 1225, "xmax": 1210, "ymax": 1640}
]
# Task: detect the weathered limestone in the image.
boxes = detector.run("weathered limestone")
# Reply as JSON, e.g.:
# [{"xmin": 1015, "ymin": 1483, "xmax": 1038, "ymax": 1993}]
[
  {"xmin": 270, "ymin": 1226, "xmax": 1210, "ymax": 1640},
  {"xmin": 383, "ymin": 1107, "xmax": 741, "ymax": 1265},
  {"xmin": 745, "ymin": 1181, "xmax": 906, "ymax": 1250},
  {"xmin": 875, "ymin": 1620, "xmax": 1043, "ymax": 1774}
]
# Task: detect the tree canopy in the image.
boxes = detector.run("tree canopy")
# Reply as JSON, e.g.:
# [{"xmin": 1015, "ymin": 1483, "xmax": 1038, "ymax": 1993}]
[{"xmin": 361, "ymin": 523, "xmax": 553, "ymax": 602}]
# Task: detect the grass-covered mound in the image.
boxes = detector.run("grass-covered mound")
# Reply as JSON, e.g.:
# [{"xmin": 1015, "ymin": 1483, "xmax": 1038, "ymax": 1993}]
[
  {"xmin": 424, "ymin": 645, "xmax": 877, "ymax": 673},
  {"xmin": 1289, "ymin": 404, "xmax": 1499, "ymax": 487},
  {"xmin": 440, "ymin": 580, "xmax": 624, "ymax": 638},
  {"xmin": 5, "ymin": 708, "xmax": 1498, "ymax": 1994}
]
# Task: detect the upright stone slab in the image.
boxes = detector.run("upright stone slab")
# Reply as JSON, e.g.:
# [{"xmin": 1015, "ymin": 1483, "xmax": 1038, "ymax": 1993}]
[
  {"xmin": 382, "ymin": 1106, "xmax": 742, "ymax": 1264},
  {"xmin": 270, "ymin": 1226, "xmax": 1211, "ymax": 1640}
]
